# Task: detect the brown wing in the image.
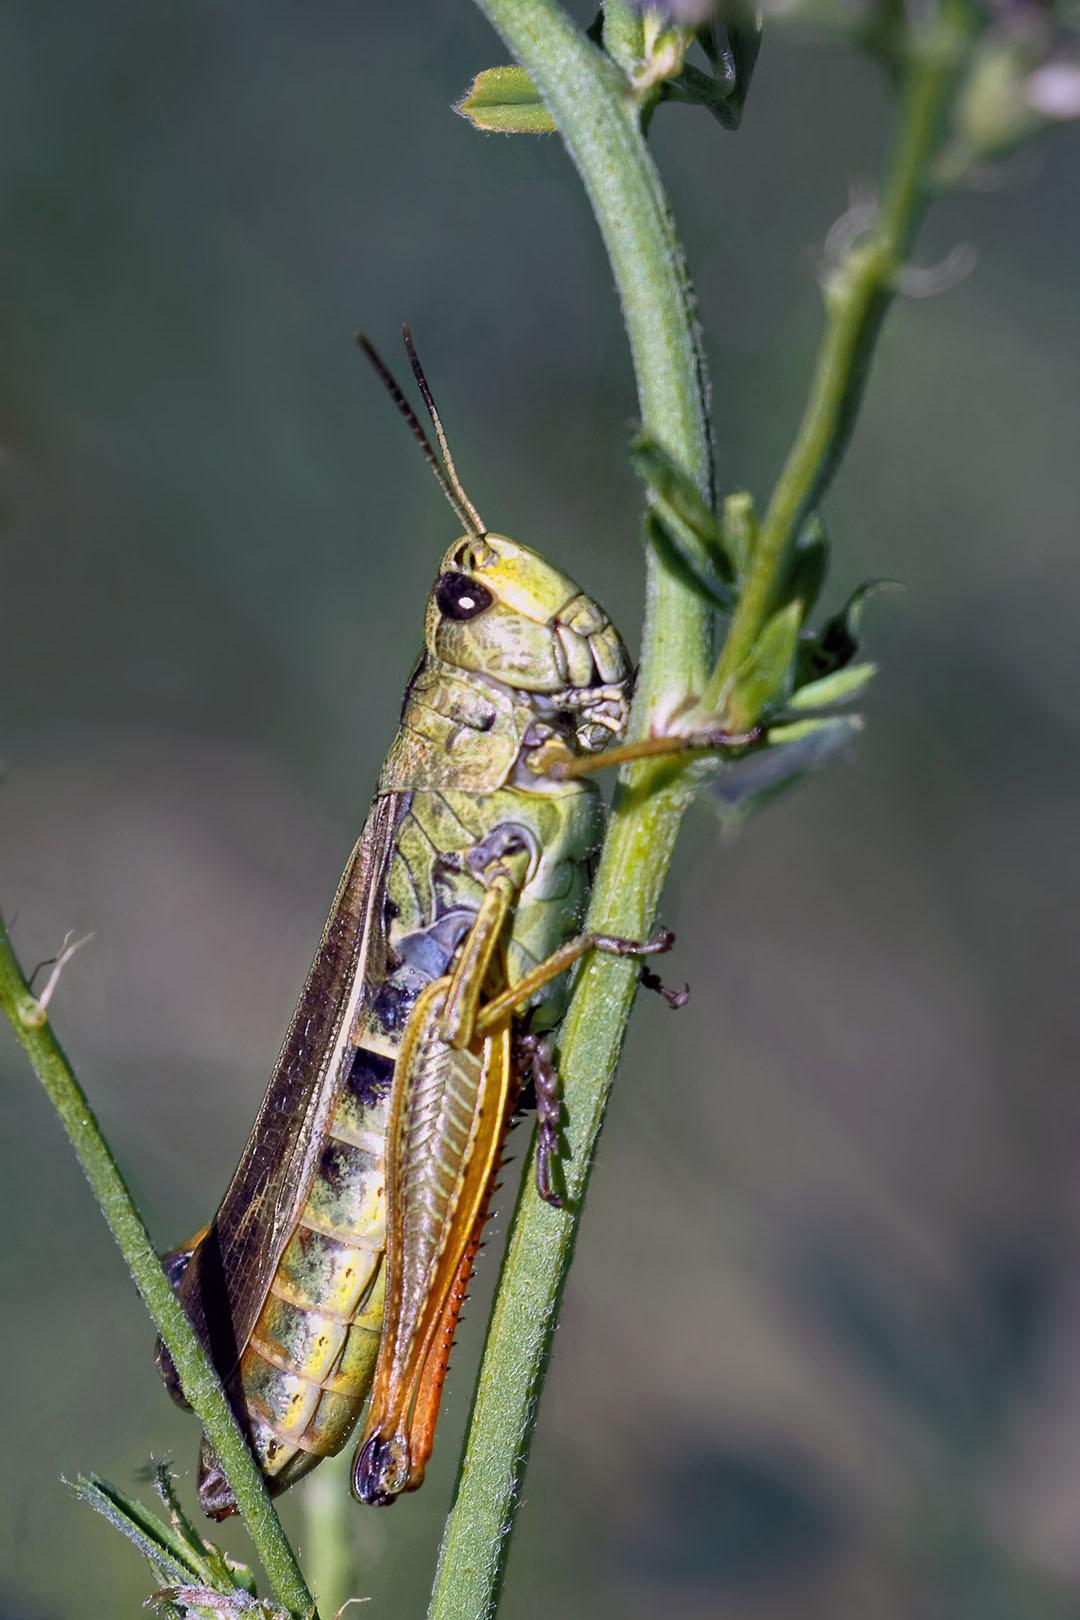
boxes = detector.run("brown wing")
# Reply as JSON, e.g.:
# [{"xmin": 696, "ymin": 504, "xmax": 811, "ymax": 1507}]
[{"xmin": 174, "ymin": 791, "xmax": 406, "ymax": 1388}]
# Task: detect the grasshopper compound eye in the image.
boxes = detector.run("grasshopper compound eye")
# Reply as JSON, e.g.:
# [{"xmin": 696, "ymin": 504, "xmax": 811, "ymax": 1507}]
[{"xmin": 435, "ymin": 572, "xmax": 493, "ymax": 621}]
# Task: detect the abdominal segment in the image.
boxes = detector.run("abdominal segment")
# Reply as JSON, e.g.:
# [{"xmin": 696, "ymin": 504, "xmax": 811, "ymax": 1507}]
[{"xmin": 229, "ymin": 1046, "xmax": 394, "ymax": 1494}]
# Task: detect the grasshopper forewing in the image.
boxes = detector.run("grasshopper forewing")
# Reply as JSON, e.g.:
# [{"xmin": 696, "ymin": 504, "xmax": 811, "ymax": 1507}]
[
  {"xmin": 161, "ymin": 330, "xmax": 685, "ymax": 1515},
  {"xmin": 158, "ymin": 797, "xmax": 403, "ymax": 1514}
]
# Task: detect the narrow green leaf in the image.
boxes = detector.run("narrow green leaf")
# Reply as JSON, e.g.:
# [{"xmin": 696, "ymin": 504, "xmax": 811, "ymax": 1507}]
[
  {"xmin": 787, "ymin": 660, "xmax": 878, "ymax": 710},
  {"xmin": 70, "ymin": 1475, "xmax": 206, "ymax": 1590},
  {"xmin": 153, "ymin": 1461, "xmax": 221, "ymax": 1576},
  {"xmin": 767, "ymin": 715, "xmax": 865, "ymax": 745},
  {"xmin": 644, "ymin": 510, "xmax": 735, "ymax": 611},
  {"xmin": 631, "ymin": 431, "xmax": 730, "ymax": 569},
  {"xmin": 698, "ymin": 0, "xmax": 763, "ymax": 110},
  {"xmin": 455, "ymin": 66, "xmax": 557, "ymax": 133},
  {"xmin": 633, "ymin": 431, "xmax": 735, "ymax": 608},
  {"xmin": 660, "ymin": 63, "xmax": 741, "ymax": 128},
  {"xmin": 721, "ymin": 490, "xmax": 758, "ymax": 579},
  {"xmin": 726, "ymin": 599, "xmax": 803, "ymax": 727},
  {"xmin": 73, "ymin": 1467, "xmax": 267, "ymax": 1617}
]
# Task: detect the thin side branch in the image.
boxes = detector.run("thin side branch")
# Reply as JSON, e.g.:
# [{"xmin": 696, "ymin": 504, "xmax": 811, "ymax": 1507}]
[
  {"xmin": 710, "ymin": 0, "xmax": 972, "ymax": 700},
  {"xmin": 0, "ymin": 915, "xmax": 317, "ymax": 1620}
]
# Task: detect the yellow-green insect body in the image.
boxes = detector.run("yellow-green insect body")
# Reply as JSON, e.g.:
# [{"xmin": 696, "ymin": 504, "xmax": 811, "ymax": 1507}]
[{"xmin": 163, "ymin": 506, "xmax": 635, "ymax": 1513}]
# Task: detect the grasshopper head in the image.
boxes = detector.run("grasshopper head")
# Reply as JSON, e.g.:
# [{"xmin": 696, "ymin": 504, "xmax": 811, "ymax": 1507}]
[{"xmin": 424, "ymin": 533, "xmax": 632, "ymax": 750}]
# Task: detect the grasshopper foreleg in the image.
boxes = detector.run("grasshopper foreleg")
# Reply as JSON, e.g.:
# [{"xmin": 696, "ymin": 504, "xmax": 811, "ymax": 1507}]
[{"xmin": 532, "ymin": 722, "xmax": 764, "ymax": 782}]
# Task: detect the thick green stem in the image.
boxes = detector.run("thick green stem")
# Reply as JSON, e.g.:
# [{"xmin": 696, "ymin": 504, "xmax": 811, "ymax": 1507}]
[
  {"xmin": 430, "ymin": 5, "xmax": 712, "ymax": 1618},
  {"xmin": 0, "ymin": 918, "xmax": 317, "ymax": 1620},
  {"xmin": 710, "ymin": 2, "xmax": 971, "ymax": 701}
]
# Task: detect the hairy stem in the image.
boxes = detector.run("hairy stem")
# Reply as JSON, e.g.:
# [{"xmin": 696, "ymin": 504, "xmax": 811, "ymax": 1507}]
[
  {"xmin": 710, "ymin": 0, "xmax": 972, "ymax": 700},
  {"xmin": 0, "ymin": 918, "xmax": 317, "ymax": 1620},
  {"xmin": 430, "ymin": 4, "xmax": 712, "ymax": 1617}
]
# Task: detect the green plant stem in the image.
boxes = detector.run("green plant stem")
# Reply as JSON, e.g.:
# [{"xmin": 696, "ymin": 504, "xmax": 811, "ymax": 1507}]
[
  {"xmin": 0, "ymin": 917, "xmax": 316, "ymax": 1620},
  {"xmin": 430, "ymin": 5, "xmax": 713, "ymax": 1618},
  {"xmin": 709, "ymin": 0, "xmax": 972, "ymax": 703}
]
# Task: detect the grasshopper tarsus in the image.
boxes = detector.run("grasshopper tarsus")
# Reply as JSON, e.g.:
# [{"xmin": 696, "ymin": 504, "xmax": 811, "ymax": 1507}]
[
  {"xmin": 535, "ymin": 1127, "xmax": 564, "ymax": 1208},
  {"xmin": 639, "ymin": 965, "xmax": 691, "ymax": 1009},
  {"xmin": 538, "ymin": 1177, "xmax": 563, "ymax": 1210},
  {"xmin": 516, "ymin": 1030, "xmax": 566, "ymax": 1207}
]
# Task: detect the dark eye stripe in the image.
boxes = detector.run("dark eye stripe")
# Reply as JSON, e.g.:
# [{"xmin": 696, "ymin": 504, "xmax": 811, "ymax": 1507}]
[{"xmin": 435, "ymin": 572, "xmax": 494, "ymax": 622}]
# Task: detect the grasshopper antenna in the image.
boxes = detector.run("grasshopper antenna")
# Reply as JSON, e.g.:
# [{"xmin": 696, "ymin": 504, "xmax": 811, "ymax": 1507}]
[
  {"xmin": 401, "ymin": 325, "xmax": 486, "ymax": 538},
  {"xmin": 356, "ymin": 332, "xmax": 486, "ymax": 538}
]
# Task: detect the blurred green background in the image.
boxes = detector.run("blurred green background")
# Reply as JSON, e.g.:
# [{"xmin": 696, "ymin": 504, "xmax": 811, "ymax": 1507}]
[{"xmin": 2, "ymin": 3, "xmax": 1080, "ymax": 1617}]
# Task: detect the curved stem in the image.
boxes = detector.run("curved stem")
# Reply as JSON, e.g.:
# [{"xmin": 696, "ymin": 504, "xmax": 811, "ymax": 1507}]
[
  {"xmin": 0, "ymin": 916, "xmax": 317, "ymax": 1620},
  {"xmin": 429, "ymin": 4, "xmax": 713, "ymax": 1617}
]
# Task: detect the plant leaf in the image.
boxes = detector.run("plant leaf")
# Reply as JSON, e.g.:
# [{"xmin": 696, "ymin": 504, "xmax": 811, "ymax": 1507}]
[
  {"xmin": 644, "ymin": 511, "xmax": 736, "ymax": 611},
  {"xmin": 70, "ymin": 1474, "xmax": 208, "ymax": 1590},
  {"xmin": 794, "ymin": 578, "xmax": 895, "ymax": 688},
  {"xmin": 72, "ymin": 1468, "xmax": 267, "ymax": 1617},
  {"xmin": 632, "ymin": 431, "xmax": 735, "ymax": 607},
  {"xmin": 700, "ymin": 716, "xmax": 862, "ymax": 828},
  {"xmin": 151, "ymin": 1461, "xmax": 218, "ymax": 1574},
  {"xmin": 786, "ymin": 660, "xmax": 878, "ymax": 710},
  {"xmin": 698, "ymin": 0, "xmax": 763, "ymax": 107},
  {"xmin": 660, "ymin": 63, "xmax": 742, "ymax": 128},
  {"xmin": 721, "ymin": 490, "xmax": 758, "ymax": 579},
  {"xmin": 152, "ymin": 1462, "xmax": 259, "ymax": 1596},
  {"xmin": 455, "ymin": 67, "xmax": 556, "ymax": 134},
  {"xmin": 726, "ymin": 600, "xmax": 803, "ymax": 728},
  {"xmin": 631, "ymin": 432, "xmax": 730, "ymax": 563}
]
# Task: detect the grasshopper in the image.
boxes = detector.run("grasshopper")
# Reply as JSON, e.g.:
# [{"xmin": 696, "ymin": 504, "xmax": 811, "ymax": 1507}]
[{"xmin": 160, "ymin": 330, "xmax": 694, "ymax": 1515}]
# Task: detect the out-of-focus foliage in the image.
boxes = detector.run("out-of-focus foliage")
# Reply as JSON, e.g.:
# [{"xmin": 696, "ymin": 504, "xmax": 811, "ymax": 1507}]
[{"xmin": 1, "ymin": 2, "xmax": 1080, "ymax": 1618}]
